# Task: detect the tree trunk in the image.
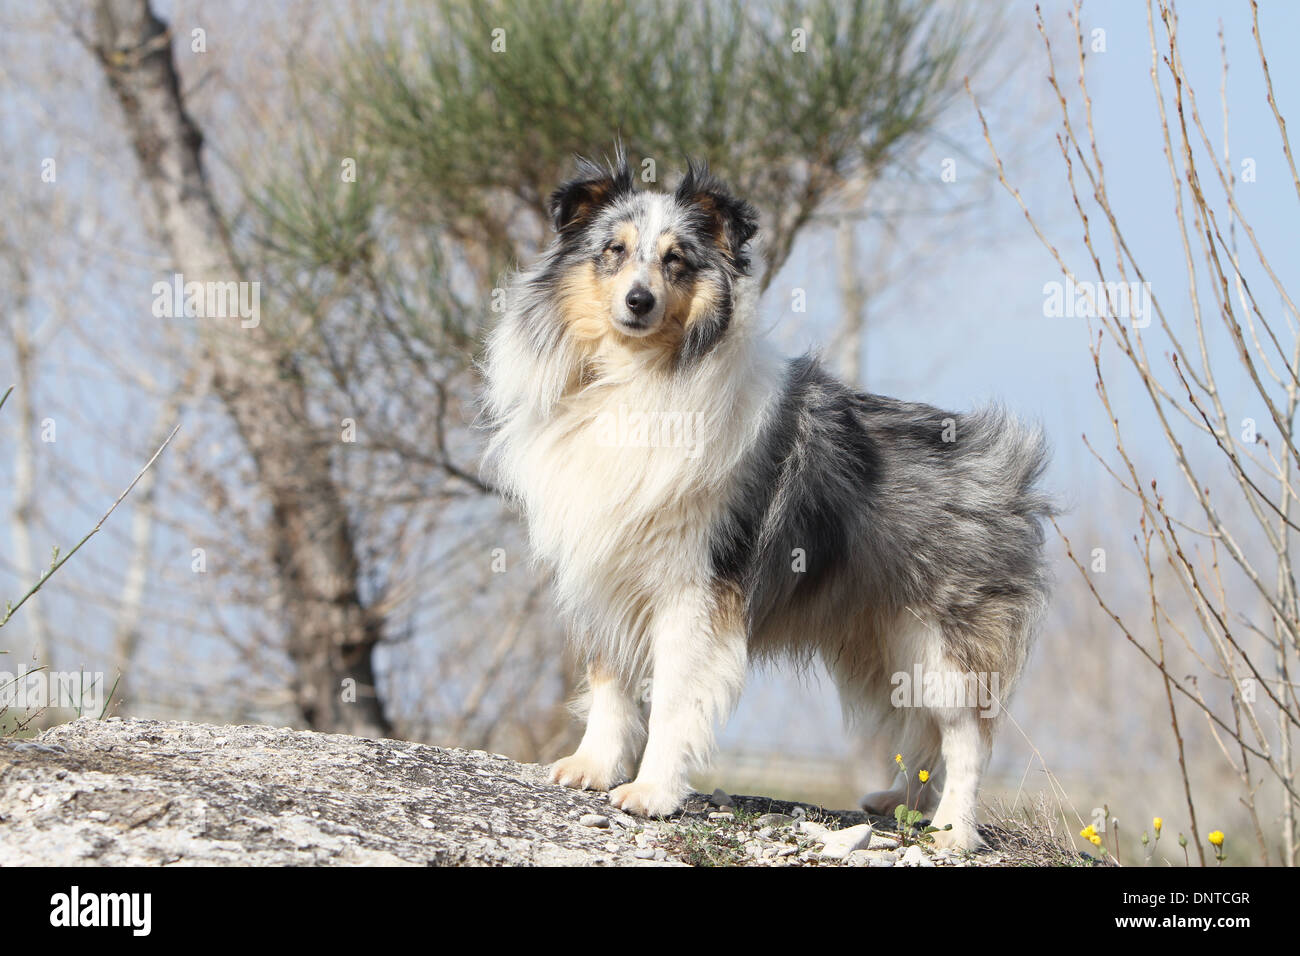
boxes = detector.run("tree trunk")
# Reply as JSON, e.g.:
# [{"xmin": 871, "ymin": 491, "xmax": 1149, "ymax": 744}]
[
  {"xmin": 834, "ymin": 214, "xmax": 866, "ymax": 385},
  {"xmin": 89, "ymin": 0, "xmax": 390, "ymax": 737}
]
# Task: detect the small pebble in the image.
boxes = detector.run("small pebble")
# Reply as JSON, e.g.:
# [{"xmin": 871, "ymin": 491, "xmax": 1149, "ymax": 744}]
[
  {"xmin": 899, "ymin": 844, "xmax": 935, "ymax": 867},
  {"xmin": 579, "ymin": 813, "xmax": 610, "ymax": 828}
]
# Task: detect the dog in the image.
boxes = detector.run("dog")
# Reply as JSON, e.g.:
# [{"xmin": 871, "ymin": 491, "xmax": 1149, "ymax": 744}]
[{"xmin": 482, "ymin": 152, "xmax": 1053, "ymax": 850}]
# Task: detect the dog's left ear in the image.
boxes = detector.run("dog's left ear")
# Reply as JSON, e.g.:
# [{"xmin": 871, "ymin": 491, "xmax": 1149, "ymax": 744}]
[
  {"xmin": 548, "ymin": 155, "xmax": 634, "ymax": 235},
  {"xmin": 675, "ymin": 161, "xmax": 759, "ymax": 274}
]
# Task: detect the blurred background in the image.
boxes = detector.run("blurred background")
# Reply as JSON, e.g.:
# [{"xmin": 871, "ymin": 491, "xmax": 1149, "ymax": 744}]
[{"xmin": 2, "ymin": 0, "xmax": 1298, "ymax": 866}]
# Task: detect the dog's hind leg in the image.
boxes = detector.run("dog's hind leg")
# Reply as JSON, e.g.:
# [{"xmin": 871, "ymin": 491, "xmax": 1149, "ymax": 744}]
[
  {"xmin": 858, "ymin": 707, "xmax": 941, "ymax": 816},
  {"xmin": 927, "ymin": 694, "xmax": 992, "ymax": 851},
  {"xmin": 550, "ymin": 662, "xmax": 644, "ymax": 792}
]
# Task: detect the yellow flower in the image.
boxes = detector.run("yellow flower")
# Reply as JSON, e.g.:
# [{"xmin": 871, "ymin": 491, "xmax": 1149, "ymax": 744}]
[
  {"xmin": 895, "ymin": 753, "xmax": 903, "ymax": 765},
  {"xmin": 918, "ymin": 770, "xmax": 930, "ymax": 783},
  {"xmin": 1153, "ymin": 817, "xmax": 1162, "ymax": 834},
  {"xmin": 1089, "ymin": 834, "xmax": 1102, "ymax": 846},
  {"xmin": 1080, "ymin": 824, "xmax": 1097, "ymax": 840},
  {"xmin": 1208, "ymin": 830, "xmax": 1225, "ymax": 848}
]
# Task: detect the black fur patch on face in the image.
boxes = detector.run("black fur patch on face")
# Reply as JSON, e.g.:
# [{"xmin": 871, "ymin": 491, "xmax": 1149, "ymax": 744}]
[
  {"xmin": 549, "ymin": 156, "xmax": 634, "ymax": 238},
  {"xmin": 659, "ymin": 241, "xmax": 695, "ymax": 279},
  {"xmin": 674, "ymin": 161, "xmax": 759, "ymax": 275}
]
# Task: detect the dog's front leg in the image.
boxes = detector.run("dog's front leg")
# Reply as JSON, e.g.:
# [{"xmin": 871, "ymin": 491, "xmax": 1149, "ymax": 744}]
[
  {"xmin": 609, "ymin": 592, "xmax": 746, "ymax": 817},
  {"xmin": 550, "ymin": 662, "xmax": 644, "ymax": 792}
]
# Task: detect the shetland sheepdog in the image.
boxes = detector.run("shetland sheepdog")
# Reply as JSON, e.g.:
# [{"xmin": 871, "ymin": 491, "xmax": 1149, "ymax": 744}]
[{"xmin": 483, "ymin": 152, "xmax": 1052, "ymax": 850}]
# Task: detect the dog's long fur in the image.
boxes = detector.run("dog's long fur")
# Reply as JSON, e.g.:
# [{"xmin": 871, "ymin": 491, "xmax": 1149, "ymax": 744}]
[{"xmin": 483, "ymin": 153, "xmax": 1053, "ymax": 849}]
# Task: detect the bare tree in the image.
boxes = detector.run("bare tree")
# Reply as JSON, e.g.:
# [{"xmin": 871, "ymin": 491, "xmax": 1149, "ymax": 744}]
[{"xmin": 82, "ymin": 0, "xmax": 389, "ymax": 736}]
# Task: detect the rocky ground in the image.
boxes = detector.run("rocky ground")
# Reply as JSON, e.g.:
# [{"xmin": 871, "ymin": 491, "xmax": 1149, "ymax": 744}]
[{"xmin": 0, "ymin": 717, "xmax": 1087, "ymax": 866}]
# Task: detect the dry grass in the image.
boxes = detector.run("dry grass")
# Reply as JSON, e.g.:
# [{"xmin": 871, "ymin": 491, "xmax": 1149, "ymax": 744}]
[{"xmin": 982, "ymin": 795, "xmax": 1105, "ymax": 867}]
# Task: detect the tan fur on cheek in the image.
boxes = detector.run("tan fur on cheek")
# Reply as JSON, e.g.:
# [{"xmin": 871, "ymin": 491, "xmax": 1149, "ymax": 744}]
[
  {"xmin": 683, "ymin": 281, "xmax": 719, "ymax": 332},
  {"xmin": 557, "ymin": 262, "xmax": 613, "ymax": 345}
]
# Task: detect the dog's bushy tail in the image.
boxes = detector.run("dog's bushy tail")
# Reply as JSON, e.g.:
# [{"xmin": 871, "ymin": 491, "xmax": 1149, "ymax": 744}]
[{"xmin": 942, "ymin": 404, "xmax": 1055, "ymax": 694}]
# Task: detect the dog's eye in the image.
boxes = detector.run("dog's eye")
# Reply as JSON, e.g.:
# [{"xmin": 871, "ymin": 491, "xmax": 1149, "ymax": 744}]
[
  {"xmin": 663, "ymin": 251, "xmax": 682, "ymax": 266},
  {"xmin": 606, "ymin": 242, "xmax": 626, "ymax": 255}
]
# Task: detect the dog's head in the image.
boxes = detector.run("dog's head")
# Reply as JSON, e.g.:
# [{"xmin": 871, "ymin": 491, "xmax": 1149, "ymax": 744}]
[{"xmin": 543, "ymin": 153, "xmax": 757, "ymax": 364}]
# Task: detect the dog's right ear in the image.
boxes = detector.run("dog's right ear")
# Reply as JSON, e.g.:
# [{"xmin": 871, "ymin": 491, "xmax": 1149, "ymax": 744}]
[{"xmin": 548, "ymin": 156, "xmax": 633, "ymax": 235}]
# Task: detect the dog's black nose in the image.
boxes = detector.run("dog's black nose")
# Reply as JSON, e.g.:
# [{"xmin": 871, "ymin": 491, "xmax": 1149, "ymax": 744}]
[{"xmin": 625, "ymin": 286, "xmax": 655, "ymax": 316}]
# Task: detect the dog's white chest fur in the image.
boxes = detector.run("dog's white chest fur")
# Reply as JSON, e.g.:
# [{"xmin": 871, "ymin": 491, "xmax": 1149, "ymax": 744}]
[{"xmin": 486, "ymin": 311, "xmax": 781, "ymax": 663}]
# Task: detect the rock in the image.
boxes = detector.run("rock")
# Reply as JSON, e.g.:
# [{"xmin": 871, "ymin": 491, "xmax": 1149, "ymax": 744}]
[
  {"xmin": 709, "ymin": 787, "xmax": 732, "ymax": 808},
  {"xmin": 899, "ymin": 844, "xmax": 935, "ymax": 867},
  {"xmin": 0, "ymin": 717, "xmax": 681, "ymax": 867},
  {"xmin": 819, "ymin": 823, "xmax": 874, "ymax": 861},
  {"xmin": 0, "ymin": 716, "xmax": 1026, "ymax": 867},
  {"xmin": 796, "ymin": 820, "xmax": 832, "ymax": 841}
]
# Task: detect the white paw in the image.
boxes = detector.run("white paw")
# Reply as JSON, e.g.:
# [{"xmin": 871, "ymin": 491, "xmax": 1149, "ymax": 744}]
[
  {"xmin": 549, "ymin": 752, "xmax": 621, "ymax": 792},
  {"xmin": 929, "ymin": 819, "xmax": 985, "ymax": 852},
  {"xmin": 608, "ymin": 779, "xmax": 683, "ymax": 818}
]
